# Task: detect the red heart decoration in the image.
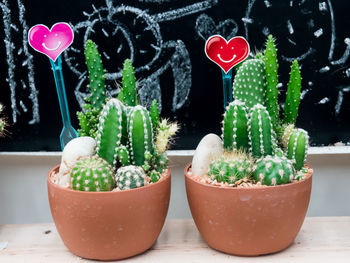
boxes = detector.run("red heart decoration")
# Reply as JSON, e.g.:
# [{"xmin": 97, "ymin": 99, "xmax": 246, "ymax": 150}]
[{"xmin": 205, "ymin": 35, "xmax": 250, "ymax": 73}]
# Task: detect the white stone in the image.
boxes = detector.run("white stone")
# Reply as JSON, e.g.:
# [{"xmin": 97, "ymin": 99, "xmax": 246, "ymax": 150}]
[
  {"xmin": 57, "ymin": 137, "xmax": 96, "ymax": 188},
  {"xmin": 191, "ymin": 134, "xmax": 224, "ymax": 177}
]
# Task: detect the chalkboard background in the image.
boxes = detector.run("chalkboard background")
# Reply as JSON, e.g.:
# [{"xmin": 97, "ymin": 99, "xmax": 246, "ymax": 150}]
[{"xmin": 0, "ymin": 0, "xmax": 349, "ymax": 151}]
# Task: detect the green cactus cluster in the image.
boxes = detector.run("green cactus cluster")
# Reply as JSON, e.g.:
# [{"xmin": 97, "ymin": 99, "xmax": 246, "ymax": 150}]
[
  {"xmin": 213, "ymin": 34, "xmax": 310, "ymax": 187},
  {"xmin": 115, "ymin": 165, "xmax": 146, "ymax": 190},
  {"xmin": 70, "ymin": 42, "xmax": 178, "ymax": 192},
  {"xmin": 253, "ymin": 155, "xmax": 295, "ymax": 186},
  {"xmin": 70, "ymin": 156, "xmax": 115, "ymax": 192}
]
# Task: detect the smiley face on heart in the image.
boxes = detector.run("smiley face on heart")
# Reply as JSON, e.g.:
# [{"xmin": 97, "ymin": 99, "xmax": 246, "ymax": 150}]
[
  {"xmin": 28, "ymin": 22, "xmax": 74, "ymax": 62},
  {"xmin": 205, "ymin": 35, "xmax": 250, "ymax": 73}
]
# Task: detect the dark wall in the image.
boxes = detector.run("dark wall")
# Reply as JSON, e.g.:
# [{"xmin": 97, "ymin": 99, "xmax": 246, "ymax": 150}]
[{"xmin": 0, "ymin": 0, "xmax": 349, "ymax": 151}]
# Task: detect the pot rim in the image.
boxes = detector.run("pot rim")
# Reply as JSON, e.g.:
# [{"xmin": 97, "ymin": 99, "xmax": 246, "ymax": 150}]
[
  {"xmin": 184, "ymin": 163, "xmax": 313, "ymax": 191},
  {"xmin": 48, "ymin": 164, "xmax": 171, "ymax": 195}
]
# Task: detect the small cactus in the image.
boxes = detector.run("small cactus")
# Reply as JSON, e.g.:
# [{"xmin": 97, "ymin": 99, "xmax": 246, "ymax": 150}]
[
  {"xmin": 286, "ymin": 128, "xmax": 309, "ymax": 170},
  {"xmin": 281, "ymin": 124, "xmax": 295, "ymax": 148},
  {"xmin": 116, "ymin": 145, "xmax": 131, "ymax": 166},
  {"xmin": 71, "ymin": 156, "xmax": 115, "ymax": 191},
  {"xmin": 155, "ymin": 119, "xmax": 179, "ymax": 154},
  {"xmin": 85, "ymin": 40, "xmax": 106, "ymax": 110},
  {"xmin": 222, "ymin": 100, "xmax": 249, "ymax": 151},
  {"xmin": 253, "ymin": 155, "xmax": 295, "ymax": 186},
  {"xmin": 118, "ymin": 59, "xmax": 138, "ymax": 106},
  {"xmin": 0, "ymin": 103, "xmax": 6, "ymax": 137},
  {"xmin": 128, "ymin": 105, "xmax": 154, "ymax": 165},
  {"xmin": 149, "ymin": 170, "xmax": 161, "ymax": 183},
  {"xmin": 232, "ymin": 59, "xmax": 267, "ymax": 109},
  {"xmin": 115, "ymin": 165, "xmax": 146, "ymax": 190},
  {"xmin": 248, "ymin": 104, "xmax": 276, "ymax": 158},
  {"xmin": 264, "ymin": 35, "xmax": 280, "ymax": 130},
  {"xmin": 208, "ymin": 151, "xmax": 253, "ymax": 184},
  {"xmin": 96, "ymin": 99, "xmax": 128, "ymax": 166},
  {"xmin": 283, "ymin": 60, "xmax": 301, "ymax": 125}
]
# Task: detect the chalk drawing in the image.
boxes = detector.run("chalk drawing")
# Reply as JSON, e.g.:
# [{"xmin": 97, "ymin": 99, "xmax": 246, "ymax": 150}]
[
  {"xmin": 195, "ymin": 14, "xmax": 238, "ymax": 41},
  {"xmin": 319, "ymin": 66, "xmax": 330, "ymax": 73},
  {"xmin": 314, "ymin": 28, "xmax": 323, "ymax": 38},
  {"xmin": 335, "ymin": 86, "xmax": 350, "ymax": 114},
  {"xmin": 64, "ymin": 0, "xmax": 217, "ymax": 112},
  {"xmin": 318, "ymin": 97, "xmax": 330, "ymax": 104},
  {"xmin": 0, "ymin": 0, "xmax": 39, "ymax": 124}
]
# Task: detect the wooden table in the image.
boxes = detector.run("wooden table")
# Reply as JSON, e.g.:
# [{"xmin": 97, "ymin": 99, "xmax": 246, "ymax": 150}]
[{"xmin": 0, "ymin": 217, "xmax": 349, "ymax": 262}]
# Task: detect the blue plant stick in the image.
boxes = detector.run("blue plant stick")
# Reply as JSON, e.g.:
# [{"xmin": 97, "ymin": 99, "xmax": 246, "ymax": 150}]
[
  {"xmin": 49, "ymin": 56, "xmax": 78, "ymax": 150},
  {"xmin": 221, "ymin": 69, "xmax": 233, "ymax": 108}
]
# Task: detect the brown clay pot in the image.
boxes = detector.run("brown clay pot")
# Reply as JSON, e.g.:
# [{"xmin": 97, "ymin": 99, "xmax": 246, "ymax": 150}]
[
  {"xmin": 185, "ymin": 164, "xmax": 312, "ymax": 256},
  {"xmin": 47, "ymin": 165, "xmax": 171, "ymax": 261}
]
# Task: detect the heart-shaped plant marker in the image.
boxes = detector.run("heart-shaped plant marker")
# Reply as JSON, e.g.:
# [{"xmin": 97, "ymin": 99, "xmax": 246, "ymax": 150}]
[
  {"xmin": 205, "ymin": 35, "xmax": 250, "ymax": 73},
  {"xmin": 28, "ymin": 22, "xmax": 74, "ymax": 62}
]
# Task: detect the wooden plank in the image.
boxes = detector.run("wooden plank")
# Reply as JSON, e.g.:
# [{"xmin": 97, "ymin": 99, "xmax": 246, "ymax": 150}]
[{"xmin": 0, "ymin": 217, "xmax": 349, "ymax": 262}]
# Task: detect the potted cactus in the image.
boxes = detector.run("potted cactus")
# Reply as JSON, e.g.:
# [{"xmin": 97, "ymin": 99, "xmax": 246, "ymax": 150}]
[
  {"xmin": 47, "ymin": 40, "xmax": 178, "ymax": 260},
  {"xmin": 185, "ymin": 35, "xmax": 312, "ymax": 256}
]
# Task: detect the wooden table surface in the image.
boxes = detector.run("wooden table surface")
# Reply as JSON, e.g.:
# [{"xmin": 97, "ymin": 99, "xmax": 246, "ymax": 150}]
[{"xmin": 0, "ymin": 217, "xmax": 349, "ymax": 262}]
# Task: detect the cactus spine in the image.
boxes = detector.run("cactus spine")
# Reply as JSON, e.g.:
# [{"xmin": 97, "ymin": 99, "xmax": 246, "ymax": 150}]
[
  {"xmin": 71, "ymin": 156, "xmax": 115, "ymax": 191},
  {"xmin": 96, "ymin": 99, "xmax": 128, "ymax": 166},
  {"xmin": 248, "ymin": 104, "xmax": 276, "ymax": 158},
  {"xmin": 264, "ymin": 35, "xmax": 280, "ymax": 130},
  {"xmin": 283, "ymin": 60, "xmax": 301, "ymax": 125},
  {"xmin": 253, "ymin": 155, "xmax": 295, "ymax": 186},
  {"xmin": 115, "ymin": 165, "xmax": 146, "ymax": 190},
  {"xmin": 286, "ymin": 128, "xmax": 309, "ymax": 170},
  {"xmin": 118, "ymin": 59, "xmax": 138, "ymax": 106},
  {"xmin": 232, "ymin": 59, "xmax": 267, "ymax": 109},
  {"xmin": 222, "ymin": 100, "xmax": 249, "ymax": 151},
  {"xmin": 128, "ymin": 105, "xmax": 154, "ymax": 165}
]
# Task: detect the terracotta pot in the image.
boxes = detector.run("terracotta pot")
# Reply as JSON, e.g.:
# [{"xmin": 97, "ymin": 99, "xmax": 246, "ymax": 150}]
[
  {"xmin": 185, "ymin": 164, "xmax": 312, "ymax": 256},
  {"xmin": 47, "ymin": 165, "xmax": 171, "ymax": 260}
]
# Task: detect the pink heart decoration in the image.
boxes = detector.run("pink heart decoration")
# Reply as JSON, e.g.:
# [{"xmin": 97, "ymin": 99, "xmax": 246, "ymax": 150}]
[
  {"xmin": 205, "ymin": 35, "xmax": 250, "ymax": 73},
  {"xmin": 28, "ymin": 22, "xmax": 74, "ymax": 62}
]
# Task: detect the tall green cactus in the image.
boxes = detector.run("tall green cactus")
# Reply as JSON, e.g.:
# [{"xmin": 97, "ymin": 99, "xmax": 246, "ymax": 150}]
[
  {"xmin": 283, "ymin": 60, "xmax": 301, "ymax": 125},
  {"xmin": 286, "ymin": 128, "xmax": 309, "ymax": 170},
  {"xmin": 264, "ymin": 35, "xmax": 280, "ymax": 130},
  {"xmin": 128, "ymin": 105, "xmax": 154, "ymax": 165},
  {"xmin": 149, "ymin": 99, "xmax": 160, "ymax": 133},
  {"xmin": 77, "ymin": 40, "xmax": 107, "ymax": 138},
  {"xmin": 118, "ymin": 59, "xmax": 139, "ymax": 106},
  {"xmin": 222, "ymin": 100, "xmax": 249, "ymax": 151},
  {"xmin": 248, "ymin": 104, "xmax": 276, "ymax": 158},
  {"xmin": 232, "ymin": 59, "xmax": 267, "ymax": 109},
  {"xmin": 85, "ymin": 40, "xmax": 106, "ymax": 110},
  {"xmin": 96, "ymin": 99, "xmax": 128, "ymax": 166}
]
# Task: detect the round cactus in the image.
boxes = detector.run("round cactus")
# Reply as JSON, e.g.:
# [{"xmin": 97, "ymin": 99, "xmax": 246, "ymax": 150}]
[
  {"xmin": 71, "ymin": 156, "xmax": 115, "ymax": 192},
  {"xmin": 208, "ymin": 151, "xmax": 253, "ymax": 184},
  {"xmin": 253, "ymin": 155, "xmax": 296, "ymax": 186},
  {"xmin": 115, "ymin": 165, "xmax": 147, "ymax": 190}
]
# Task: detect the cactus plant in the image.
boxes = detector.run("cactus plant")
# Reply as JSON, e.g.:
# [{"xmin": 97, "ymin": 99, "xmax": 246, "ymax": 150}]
[
  {"xmin": 150, "ymin": 99, "xmax": 160, "ymax": 133},
  {"xmin": 283, "ymin": 60, "xmax": 301, "ymax": 125},
  {"xmin": 115, "ymin": 165, "xmax": 146, "ymax": 190},
  {"xmin": 77, "ymin": 40, "xmax": 107, "ymax": 138},
  {"xmin": 248, "ymin": 104, "xmax": 276, "ymax": 158},
  {"xmin": 264, "ymin": 35, "xmax": 280, "ymax": 130},
  {"xmin": 118, "ymin": 59, "xmax": 138, "ymax": 106},
  {"xmin": 222, "ymin": 100, "xmax": 249, "ymax": 151},
  {"xmin": 96, "ymin": 99, "xmax": 128, "ymax": 166},
  {"xmin": 208, "ymin": 157, "xmax": 253, "ymax": 184},
  {"xmin": 232, "ymin": 59, "xmax": 267, "ymax": 109},
  {"xmin": 128, "ymin": 105, "xmax": 154, "ymax": 166},
  {"xmin": 155, "ymin": 119, "xmax": 179, "ymax": 154},
  {"xmin": 286, "ymin": 128, "xmax": 309, "ymax": 170},
  {"xmin": 253, "ymin": 155, "xmax": 295, "ymax": 186},
  {"xmin": 71, "ymin": 156, "xmax": 115, "ymax": 191}
]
